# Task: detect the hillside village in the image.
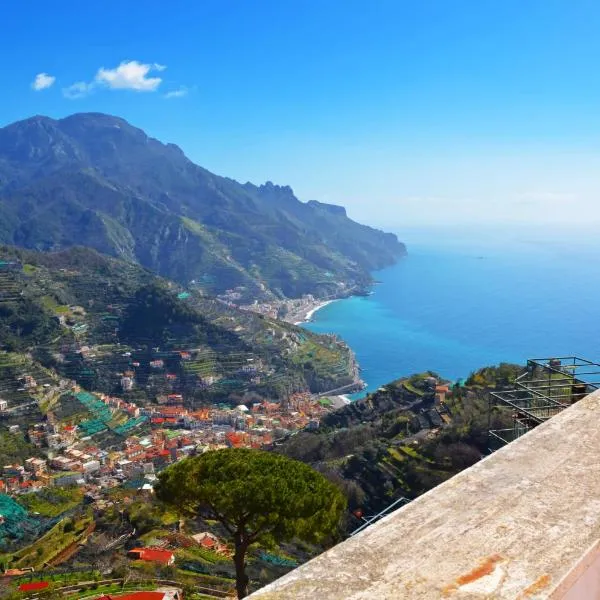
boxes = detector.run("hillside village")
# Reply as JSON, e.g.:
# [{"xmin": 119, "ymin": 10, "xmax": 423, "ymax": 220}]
[
  {"xmin": 0, "ymin": 362, "xmax": 340, "ymax": 496},
  {"xmin": 0, "ymin": 348, "xmax": 350, "ymax": 598},
  {"xmin": 0, "ymin": 250, "xmax": 522, "ymax": 599},
  {"xmin": 0, "ymin": 248, "xmax": 372, "ymax": 598}
]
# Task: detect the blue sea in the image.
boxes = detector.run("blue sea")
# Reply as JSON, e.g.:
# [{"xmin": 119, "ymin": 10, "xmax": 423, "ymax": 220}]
[{"xmin": 304, "ymin": 225, "xmax": 600, "ymax": 398}]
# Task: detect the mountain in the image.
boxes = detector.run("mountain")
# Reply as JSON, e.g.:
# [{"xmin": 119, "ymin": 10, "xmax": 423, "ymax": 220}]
[
  {"xmin": 0, "ymin": 245, "xmax": 360, "ymax": 402},
  {"xmin": 0, "ymin": 113, "xmax": 405, "ymax": 300}
]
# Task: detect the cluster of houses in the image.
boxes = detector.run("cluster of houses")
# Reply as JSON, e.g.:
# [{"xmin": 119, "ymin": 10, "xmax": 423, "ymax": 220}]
[
  {"xmin": 216, "ymin": 286, "xmax": 246, "ymax": 303},
  {"xmin": 124, "ymin": 530, "xmax": 231, "ymax": 570},
  {"xmin": 0, "ymin": 345, "xmax": 339, "ymax": 510},
  {"xmin": 0, "ymin": 387, "xmax": 336, "ymax": 498},
  {"xmin": 91, "ymin": 388, "xmax": 330, "ymax": 438},
  {"xmin": 238, "ymin": 293, "xmax": 319, "ymax": 320}
]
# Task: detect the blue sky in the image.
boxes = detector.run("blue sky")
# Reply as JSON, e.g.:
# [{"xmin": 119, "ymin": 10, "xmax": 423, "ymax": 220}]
[{"xmin": 2, "ymin": 1, "xmax": 600, "ymax": 230}]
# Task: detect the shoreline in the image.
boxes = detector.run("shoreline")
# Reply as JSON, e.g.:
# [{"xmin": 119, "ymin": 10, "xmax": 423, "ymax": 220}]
[
  {"xmin": 293, "ymin": 299, "xmax": 339, "ymax": 325},
  {"xmin": 327, "ymin": 395, "xmax": 352, "ymax": 409}
]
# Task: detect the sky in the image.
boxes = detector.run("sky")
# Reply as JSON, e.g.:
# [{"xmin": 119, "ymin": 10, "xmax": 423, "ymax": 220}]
[{"xmin": 2, "ymin": 0, "xmax": 600, "ymax": 231}]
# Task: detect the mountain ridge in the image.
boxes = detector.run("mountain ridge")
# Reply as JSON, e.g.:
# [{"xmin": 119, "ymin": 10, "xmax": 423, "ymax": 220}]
[{"xmin": 0, "ymin": 113, "xmax": 405, "ymax": 300}]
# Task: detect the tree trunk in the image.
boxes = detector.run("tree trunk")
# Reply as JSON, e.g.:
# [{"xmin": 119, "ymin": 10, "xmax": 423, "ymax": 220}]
[{"xmin": 234, "ymin": 535, "xmax": 249, "ymax": 599}]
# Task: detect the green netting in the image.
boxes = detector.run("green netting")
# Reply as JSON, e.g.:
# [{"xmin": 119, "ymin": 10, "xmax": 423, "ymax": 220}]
[
  {"xmin": 75, "ymin": 392, "xmax": 147, "ymax": 436},
  {"xmin": 122, "ymin": 478, "xmax": 146, "ymax": 490},
  {"xmin": 0, "ymin": 494, "xmax": 52, "ymax": 549},
  {"xmin": 113, "ymin": 416, "xmax": 148, "ymax": 435},
  {"xmin": 78, "ymin": 419, "xmax": 108, "ymax": 435},
  {"xmin": 258, "ymin": 551, "xmax": 298, "ymax": 567},
  {"xmin": 75, "ymin": 391, "xmax": 97, "ymax": 404},
  {"xmin": 76, "ymin": 393, "xmax": 111, "ymax": 434},
  {"xmin": 0, "ymin": 495, "xmax": 27, "ymax": 520}
]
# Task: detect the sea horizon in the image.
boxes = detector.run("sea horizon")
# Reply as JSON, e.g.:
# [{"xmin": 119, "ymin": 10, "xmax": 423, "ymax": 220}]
[{"xmin": 303, "ymin": 225, "xmax": 600, "ymax": 399}]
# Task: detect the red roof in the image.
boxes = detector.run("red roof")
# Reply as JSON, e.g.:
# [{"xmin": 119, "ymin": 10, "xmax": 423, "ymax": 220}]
[
  {"xmin": 98, "ymin": 594, "xmax": 166, "ymax": 600},
  {"xmin": 160, "ymin": 406, "xmax": 186, "ymax": 415},
  {"xmin": 128, "ymin": 547, "xmax": 174, "ymax": 565},
  {"xmin": 19, "ymin": 581, "xmax": 49, "ymax": 591}
]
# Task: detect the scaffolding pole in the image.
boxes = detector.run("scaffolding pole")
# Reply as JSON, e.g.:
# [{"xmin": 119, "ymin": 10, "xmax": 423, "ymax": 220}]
[{"xmin": 488, "ymin": 356, "xmax": 600, "ymax": 451}]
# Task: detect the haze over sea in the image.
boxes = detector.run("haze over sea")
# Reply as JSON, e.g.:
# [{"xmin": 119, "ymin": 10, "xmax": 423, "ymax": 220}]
[{"xmin": 304, "ymin": 225, "xmax": 600, "ymax": 399}]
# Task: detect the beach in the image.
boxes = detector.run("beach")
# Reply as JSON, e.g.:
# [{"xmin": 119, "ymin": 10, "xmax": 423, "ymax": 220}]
[
  {"xmin": 331, "ymin": 394, "xmax": 351, "ymax": 408},
  {"xmin": 238, "ymin": 296, "xmax": 341, "ymax": 325},
  {"xmin": 292, "ymin": 299, "xmax": 338, "ymax": 325}
]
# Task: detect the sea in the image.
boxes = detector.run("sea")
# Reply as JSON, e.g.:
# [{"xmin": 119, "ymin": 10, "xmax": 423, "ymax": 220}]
[{"xmin": 304, "ymin": 225, "xmax": 600, "ymax": 399}]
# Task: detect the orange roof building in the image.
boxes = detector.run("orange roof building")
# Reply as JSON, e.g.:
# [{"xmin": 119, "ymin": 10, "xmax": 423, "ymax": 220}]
[
  {"xmin": 19, "ymin": 582, "xmax": 49, "ymax": 592},
  {"xmin": 127, "ymin": 547, "xmax": 175, "ymax": 565}
]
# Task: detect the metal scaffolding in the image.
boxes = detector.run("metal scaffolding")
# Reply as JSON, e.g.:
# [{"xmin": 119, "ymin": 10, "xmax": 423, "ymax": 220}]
[
  {"xmin": 488, "ymin": 356, "xmax": 600, "ymax": 451},
  {"xmin": 350, "ymin": 496, "xmax": 411, "ymax": 537}
]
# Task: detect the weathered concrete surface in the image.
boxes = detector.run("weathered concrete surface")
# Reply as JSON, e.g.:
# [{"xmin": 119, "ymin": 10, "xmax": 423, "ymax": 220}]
[{"xmin": 249, "ymin": 391, "xmax": 600, "ymax": 599}]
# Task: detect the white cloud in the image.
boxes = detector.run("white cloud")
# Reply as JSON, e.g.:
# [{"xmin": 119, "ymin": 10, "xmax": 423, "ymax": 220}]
[
  {"xmin": 62, "ymin": 81, "xmax": 95, "ymax": 100},
  {"xmin": 95, "ymin": 60, "xmax": 164, "ymax": 91},
  {"xmin": 61, "ymin": 60, "xmax": 180, "ymax": 100},
  {"xmin": 164, "ymin": 86, "xmax": 188, "ymax": 99},
  {"xmin": 31, "ymin": 73, "xmax": 56, "ymax": 91}
]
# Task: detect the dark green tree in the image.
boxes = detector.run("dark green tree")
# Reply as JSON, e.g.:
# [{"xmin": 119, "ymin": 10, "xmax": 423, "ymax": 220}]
[
  {"xmin": 119, "ymin": 283, "xmax": 199, "ymax": 346},
  {"xmin": 155, "ymin": 448, "xmax": 346, "ymax": 598}
]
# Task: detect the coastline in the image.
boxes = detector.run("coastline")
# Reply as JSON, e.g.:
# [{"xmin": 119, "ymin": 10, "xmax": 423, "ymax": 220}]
[
  {"xmin": 326, "ymin": 394, "xmax": 352, "ymax": 409},
  {"xmin": 292, "ymin": 299, "xmax": 339, "ymax": 325},
  {"xmin": 337, "ymin": 394, "xmax": 351, "ymax": 405}
]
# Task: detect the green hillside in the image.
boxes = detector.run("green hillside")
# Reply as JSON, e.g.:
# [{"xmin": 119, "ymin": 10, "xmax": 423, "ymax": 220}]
[
  {"xmin": 0, "ymin": 113, "xmax": 405, "ymax": 300},
  {"xmin": 0, "ymin": 245, "xmax": 359, "ymax": 403},
  {"xmin": 279, "ymin": 365, "xmax": 520, "ymax": 516}
]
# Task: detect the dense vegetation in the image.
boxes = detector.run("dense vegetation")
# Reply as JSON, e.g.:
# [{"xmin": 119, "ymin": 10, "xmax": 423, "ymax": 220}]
[
  {"xmin": 279, "ymin": 365, "xmax": 520, "ymax": 515},
  {"xmin": 17, "ymin": 488, "xmax": 84, "ymax": 518},
  {"xmin": 0, "ymin": 113, "xmax": 405, "ymax": 300},
  {"xmin": 156, "ymin": 449, "xmax": 345, "ymax": 598},
  {"xmin": 0, "ymin": 432, "xmax": 41, "ymax": 467},
  {"xmin": 120, "ymin": 283, "xmax": 245, "ymax": 349},
  {"xmin": 0, "ymin": 245, "xmax": 358, "ymax": 403}
]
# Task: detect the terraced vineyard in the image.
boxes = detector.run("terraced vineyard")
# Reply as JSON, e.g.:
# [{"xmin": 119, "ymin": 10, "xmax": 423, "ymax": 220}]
[
  {"xmin": 0, "ymin": 494, "xmax": 57, "ymax": 552},
  {"xmin": 0, "ymin": 353, "xmax": 64, "ymax": 440},
  {"xmin": 0, "ymin": 510, "xmax": 94, "ymax": 569},
  {"xmin": 70, "ymin": 391, "xmax": 148, "ymax": 438},
  {"xmin": 0, "ymin": 245, "xmax": 359, "ymax": 404},
  {"xmin": 280, "ymin": 366, "xmax": 519, "ymax": 514}
]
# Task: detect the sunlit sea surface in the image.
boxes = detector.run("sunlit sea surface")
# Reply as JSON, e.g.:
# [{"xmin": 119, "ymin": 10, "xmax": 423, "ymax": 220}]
[{"xmin": 304, "ymin": 226, "xmax": 600, "ymax": 399}]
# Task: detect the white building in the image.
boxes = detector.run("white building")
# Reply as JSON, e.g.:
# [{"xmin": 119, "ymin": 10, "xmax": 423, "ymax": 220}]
[
  {"xmin": 121, "ymin": 376, "xmax": 134, "ymax": 391},
  {"xmin": 82, "ymin": 460, "xmax": 101, "ymax": 474}
]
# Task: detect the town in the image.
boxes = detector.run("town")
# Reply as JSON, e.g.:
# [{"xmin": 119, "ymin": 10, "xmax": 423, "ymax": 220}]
[
  {"xmin": 0, "ymin": 373, "xmax": 339, "ymax": 497},
  {"xmin": 0, "ymin": 349, "xmax": 349, "ymax": 598}
]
